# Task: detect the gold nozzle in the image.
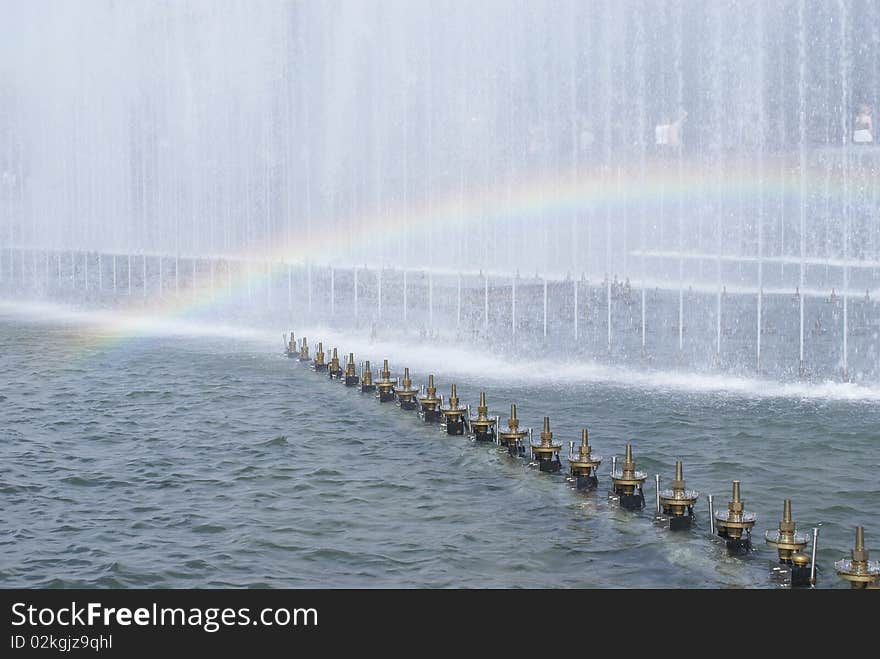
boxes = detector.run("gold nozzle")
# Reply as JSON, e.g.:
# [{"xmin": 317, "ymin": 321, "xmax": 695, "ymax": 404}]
[
  {"xmin": 836, "ymin": 525, "xmax": 880, "ymax": 588},
  {"xmin": 578, "ymin": 428, "xmax": 591, "ymax": 458},
  {"xmin": 315, "ymin": 342, "xmax": 325, "ymax": 364},
  {"xmin": 779, "ymin": 499, "xmax": 796, "ymax": 534},
  {"xmin": 472, "ymin": 392, "xmax": 491, "ymax": 422},
  {"xmin": 402, "ymin": 368, "xmax": 412, "ymax": 389},
  {"xmin": 345, "ymin": 353, "xmax": 356, "ymax": 377},
  {"xmin": 671, "ymin": 460, "xmax": 685, "ymax": 492},
  {"xmin": 363, "ymin": 360, "xmax": 373, "ymax": 385},
  {"xmin": 853, "ymin": 526, "xmax": 868, "ymax": 564},
  {"xmin": 508, "ymin": 404, "xmax": 520, "ymax": 430},
  {"xmin": 427, "ymin": 374, "xmax": 436, "ymax": 397},
  {"xmin": 540, "ymin": 416, "xmax": 552, "ymax": 445},
  {"xmin": 765, "ymin": 498, "xmax": 806, "ymax": 560},
  {"xmin": 329, "ymin": 347, "xmax": 340, "ymax": 369},
  {"xmin": 449, "ymin": 384, "xmax": 459, "ymax": 409},
  {"xmin": 381, "ymin": 359, "xmax": 390, "ymax": 380},
  {"xmin": 622, "ymin": 443, "xmax": 636, "ymax": 479},
  {"xmin": 729, "ymin": 480, "xmax": 744, "ymax": 513}
]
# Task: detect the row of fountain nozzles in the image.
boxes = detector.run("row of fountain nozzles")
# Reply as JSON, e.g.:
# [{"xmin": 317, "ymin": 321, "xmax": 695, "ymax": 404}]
[{"xmin": 289, "ymin": 338, "xmax": 879, "ymax": 588}]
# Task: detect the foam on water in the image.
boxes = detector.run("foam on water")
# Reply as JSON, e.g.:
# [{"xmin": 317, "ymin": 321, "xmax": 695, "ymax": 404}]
[{"xmin": 4, "ymin": 298, "xmax": 878, "ymax": 403}]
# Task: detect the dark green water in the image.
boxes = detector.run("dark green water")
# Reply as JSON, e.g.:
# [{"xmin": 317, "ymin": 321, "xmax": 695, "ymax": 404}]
[{"xmin": 1, "ymin": 309, "xmax": 878, "ymax": 588}]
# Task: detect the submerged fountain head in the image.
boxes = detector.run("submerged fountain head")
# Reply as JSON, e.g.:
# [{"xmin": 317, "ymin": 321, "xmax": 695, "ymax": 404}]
[
  {"xmin": 344, "ymin": 352, "xmax": 359, "ymax": 386},
  {"xmin": 530, "ymin": 416, "xmax": 562, "ymax": 472},
  {"xmin": 569, "ymin": 428, "xmax": 603, "ymax": 490},
  {"xmin": 611, "ymin": 443, "xmax": 647, "ymax": 509},
  {"xmin": 360, "ymin": 360, "xmax": 375, "ymax": 392},
  {"xmin": 469, "ymin": 391, "xmax": 497, "ymax": 441},
  {"xmin": 659, "ymin": 460, "xmax": 698, "ymax": 527},
  {"xmin": 396, "ymin": 367, "xmax": 419, "ymax": 410},
  {"xmin": 835, "ymin": 526, "xmax": 880, "ymax": 589},
  {"xmin": 418, "ymin": 374, "xmax": 442, "ymax": 423},
  {"xmin": 298, "ymin": 337, "xmax": 310, "ymax": 362},
  {"xmin": 328, "ymin": 347, "xmax": 342, "ymax": 378},
  {"xmin": 498, "ymin": 403, "xmax": 527, "ymax": 455},
  {"xmin": 312, "ymin": 342, "xmax": 327, "ymax": 371},
  {"xmin": 764, "ymin": 499, "xmax": 809, "ymax": 563},
  {"xmin": 714, "ymin": 480, "xmax": 757, "ymax": 549},
  {"xmin": 376, "ymin": 359, "xmax": 395, "ymax": 401},
  {"xmin": 440, "ymin": 383, "xmax": 466, "ymax": 435}
]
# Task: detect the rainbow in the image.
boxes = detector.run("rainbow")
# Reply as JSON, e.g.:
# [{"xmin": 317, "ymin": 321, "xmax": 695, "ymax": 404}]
[{"xmin": 55, "ymin": 154, "xmax": 879, "ymax": 336}]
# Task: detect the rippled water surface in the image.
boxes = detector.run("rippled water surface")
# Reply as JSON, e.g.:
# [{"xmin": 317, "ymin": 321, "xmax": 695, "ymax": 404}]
[{"xmin": 1, "ymin": 311, "xmax": 878, "ymax": 588}]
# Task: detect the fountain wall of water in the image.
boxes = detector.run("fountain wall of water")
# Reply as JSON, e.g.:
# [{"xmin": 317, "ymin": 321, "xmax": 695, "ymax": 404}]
[{"xmin": 1, "ymin": 1, "xmax": 878, "ymax": 381}]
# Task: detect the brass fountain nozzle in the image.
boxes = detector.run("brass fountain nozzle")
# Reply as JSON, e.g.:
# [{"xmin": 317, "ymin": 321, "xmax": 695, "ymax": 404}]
[
  {"xmin": 287, "ymin": 332, "xmax": 296, "ymax": 353},
  {"xmin": 659, "ymin": 460, "xmax": 698, "ymax": 521},
  {"xmin": 764, "ymin": 499, "xmax": 809, "ymax": 562},
  {"xmin": 530, "ymin": 416, "xmax": 562, "ymax": 472},
  {"xmin": 507, "ymin": 404, "xmax": 521, "ymax": 432},
  {"xmin": 343, "ymin": 352, "xmax": 359, "ymax": 386},
  {"xmin": 376, "ymin": 358, "xmax": 395, "ymax": 401},
  {"xmin": 540, "ymin": 416, "xmax": 552, "ymax": 444},
  {"xmin": 835, "ymin": 526, "xmax": 880, "ymax": 588},
  {"xmin": 418, "ymin": 374, "xmax": 442, "ymax": 421},
  {"xmin": 611, "ymin": 443, "xmax": 647, "ymax": 506},
  {"xmin": 328, "ymin": 347, "xmax": 341, "ymax": 376},
  {"xmin": 714, "ymin": 480, "xmax": 757, "ymax": 543},
  {"xmin": 569, "ymin": 428, "xmax": 603, "ymax": 489},
  {"xmin": 362, "ymin": 361, "xmax": 374, "ymax": 386},
  {"xmin": 314, "ymin": 342, "xmax": 325, "ymax": 365},
  {"xmin": 447, "ymin": 384, "xmax": 460, "ymax": 410},
  {"xmin": 440, "ymin": 383, "xmax": 466, "ymax": 434},
  {"xmin": 298, "ymin": 337, "xmax": 310, "ymax": 361},
  {"xmin": 469, "ymin": 391, "xmax": 497, "ymax": 440},
  {"xmin": 396, "ymin": 367, "xmax": 419, "ymax": 409},
  {"xmin": 420, "ymin": 374, "xmax": 440, "ymax": 405},
  {"xmin": 498, "ymin": 403, "xmax": 527, "ymax": 454}
]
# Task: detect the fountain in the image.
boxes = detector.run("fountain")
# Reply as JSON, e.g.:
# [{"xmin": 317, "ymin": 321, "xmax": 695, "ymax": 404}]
[
  {"xmin": 3, "ymin": 0, "xmax": 880, "ymax": 592},
  {"xmin": 497, "ymin": 404, "xmax": 528, "ymax": 458},
  {"xmin": 395, "ymin": 368, "xmax": 419, "ymax": 411},
  {"xmin": 440, "ymin": 384, "xmax": 466, "ymax": 436},
  {"xmin": 418, "ymin": 375, "xmax": 442, "ymax": 424},
  {"xmin": 344, "ymin": 352, "xmax": 359, "ymax": 386},
  {"xmin": 1, "ymin": 1, "xmax": 877, "ymax": 385},
  {"xmin": 568, "ymin": 429, "xmax": 602, "ymax": 490}
]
